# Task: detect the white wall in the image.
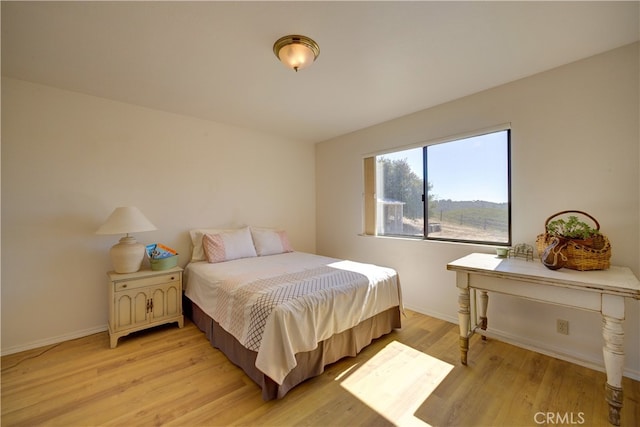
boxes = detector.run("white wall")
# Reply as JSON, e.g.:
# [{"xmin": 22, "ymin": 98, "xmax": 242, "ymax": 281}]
[
  {"xmin": 1, "ymin": 78, "xmax": 316, "ymax": 354},
  {"xmin": 316, "ymin": 43, "xmax": 640, "ymax": 377}
]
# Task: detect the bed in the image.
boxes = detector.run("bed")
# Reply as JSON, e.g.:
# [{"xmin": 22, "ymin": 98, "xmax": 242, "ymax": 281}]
[{"xmin": 183, "ymin": 227, "xmax": 402, "ymax": 400}]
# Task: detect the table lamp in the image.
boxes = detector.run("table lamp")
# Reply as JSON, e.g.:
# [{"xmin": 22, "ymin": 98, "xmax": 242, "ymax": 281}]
[{"xmin": 96, "ymin": 206, "xmax": 157, "ymax": 273}]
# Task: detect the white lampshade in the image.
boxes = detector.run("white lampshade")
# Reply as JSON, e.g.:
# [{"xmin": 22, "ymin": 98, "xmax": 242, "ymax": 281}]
[
  {"xmin": 96, "ymin": 206, "xmax": 157, "ymax": 235},
  {"xmin": 96, "ymin": 207, "xmax": 157, "ymax": 273}
]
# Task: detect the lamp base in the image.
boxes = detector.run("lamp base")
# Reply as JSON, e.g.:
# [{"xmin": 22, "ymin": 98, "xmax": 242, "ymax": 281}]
[{"xmin": 110, "ymin": 236, "xmax": 145, "ymax": 274}]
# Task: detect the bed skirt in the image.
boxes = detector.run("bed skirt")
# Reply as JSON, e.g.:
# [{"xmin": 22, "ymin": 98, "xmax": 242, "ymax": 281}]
[{"xmin": 186, "ymin": 297, "xmax": 401, "ymax": 400}]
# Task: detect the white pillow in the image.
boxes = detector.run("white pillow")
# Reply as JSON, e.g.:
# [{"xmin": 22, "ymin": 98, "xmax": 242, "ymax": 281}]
[
  {"xmin": 251, "ymin": 228, "xmax": 293, "ymax": 256},
  {"xmin": 202, "ymin": 227, "xmax": 257, "ymax": 263},
  {"xmin": 189, "ymin": 228, "xmax": 232, "ymax": 262}
]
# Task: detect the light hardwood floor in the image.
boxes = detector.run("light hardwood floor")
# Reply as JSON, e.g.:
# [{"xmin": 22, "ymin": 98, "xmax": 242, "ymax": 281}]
[{"xmin": 2, "ymin": 310, "xmax": 638, "ymax": 426}]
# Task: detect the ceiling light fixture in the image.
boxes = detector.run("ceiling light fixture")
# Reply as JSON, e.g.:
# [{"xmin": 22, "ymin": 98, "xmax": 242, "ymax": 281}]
[{"xmin": 273, "ymin": 34, "xmax": 320, "ymax": 72}]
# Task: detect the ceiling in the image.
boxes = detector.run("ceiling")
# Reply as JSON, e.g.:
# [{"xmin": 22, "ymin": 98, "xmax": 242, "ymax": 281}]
[{"xmin": 2, "ymin": 1, "xmax": 638, "ymax": 144}]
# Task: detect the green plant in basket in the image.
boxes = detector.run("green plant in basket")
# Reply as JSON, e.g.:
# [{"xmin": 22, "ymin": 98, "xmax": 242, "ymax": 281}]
[
  {"xmin": 538, "ymin": 210, "xmax": 609, "ymax": 267},
  {"xmin": 546, "ymin": 215, "xmax": 600, "ymax": 241}
]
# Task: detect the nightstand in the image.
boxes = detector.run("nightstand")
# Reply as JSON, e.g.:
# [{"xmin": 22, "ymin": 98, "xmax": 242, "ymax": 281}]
[{"xmin": 107, "ymin": 266, "xmax": 184, "ymax": 348}]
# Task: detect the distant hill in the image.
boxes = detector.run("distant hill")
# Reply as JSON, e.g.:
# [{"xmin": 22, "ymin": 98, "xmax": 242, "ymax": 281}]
[
  {"xmin": 430, "ymin": 199, "xmax": 508, "ymax": 232},
  {"xmin": 432, "ymin": 199, "xmax": 508, "ymax": 211}
]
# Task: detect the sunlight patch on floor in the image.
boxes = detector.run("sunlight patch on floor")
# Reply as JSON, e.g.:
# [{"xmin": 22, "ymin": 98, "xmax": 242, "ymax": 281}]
[{"xmin": 339, "ymin": 341, "xmax": 453, "ymax": 426}]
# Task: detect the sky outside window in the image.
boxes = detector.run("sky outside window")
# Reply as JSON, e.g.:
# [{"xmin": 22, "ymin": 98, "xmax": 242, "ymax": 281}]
[
  {"xmin": 381, "ymin": 131, "xmax": 508, "ymax": 203},
  {"xmin": 428, "ymin": 131, "xmax": 508, "ymax": 203}
]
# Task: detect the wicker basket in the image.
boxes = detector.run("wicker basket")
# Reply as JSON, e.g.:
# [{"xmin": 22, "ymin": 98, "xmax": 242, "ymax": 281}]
[{"xmin": 535, "ymin": 210, "xmax": 611, "ymax": 271}]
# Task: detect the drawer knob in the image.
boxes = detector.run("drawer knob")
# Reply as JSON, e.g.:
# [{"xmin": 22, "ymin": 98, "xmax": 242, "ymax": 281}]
[
  {"xmin": 122, "ymin": 284, "xmax": 127, "ymax": 288},
  {"xmin": 170, "ymin": 276, "xmax": 175, "ymax": 280}
]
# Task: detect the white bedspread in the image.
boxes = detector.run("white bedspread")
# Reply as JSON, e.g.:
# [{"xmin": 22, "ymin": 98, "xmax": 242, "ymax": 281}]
[{"xmin": 184, "ymin": 252, "xmax": 401, "ymax": 385}]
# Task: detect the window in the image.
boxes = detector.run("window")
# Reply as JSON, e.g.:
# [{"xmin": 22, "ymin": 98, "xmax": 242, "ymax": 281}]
[
  {"xmin": 364, "ymin": 128, "xmax": 511, "ymax": 245},
  {"xmin": 374, "ymin": 147, "xmax": 424, "ymax": 237}
]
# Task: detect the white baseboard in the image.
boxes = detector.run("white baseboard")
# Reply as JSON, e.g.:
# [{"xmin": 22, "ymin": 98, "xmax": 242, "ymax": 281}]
[
  {"xmin": 404, "ymin": 304, "xmax": 458, "ymax": 324},
  {"xmin": 1, "ymin": 325, "xmax": 108, "ymax": 356},
  {"xmin": 405, "ymin": 304, "xmax": 640, "ymax": 381}
]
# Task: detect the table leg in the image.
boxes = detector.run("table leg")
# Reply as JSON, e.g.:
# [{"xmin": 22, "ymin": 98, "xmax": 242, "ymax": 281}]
[
  {"xmin": 602, "ymin": 294, "xmax": 625, "ymax": 426},
  {"xmin": 479, "ymin": 290, "xmax": 488, "ymax": 341},
  {"xmin": 458, "ymin": 287, "xmax": 471, "ymax": 365}
]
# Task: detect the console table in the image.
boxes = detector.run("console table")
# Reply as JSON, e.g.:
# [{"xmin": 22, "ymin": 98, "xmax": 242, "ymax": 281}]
[{"xmin": 447, "ymin": 253, "xmax": 640, "ymax": 426}]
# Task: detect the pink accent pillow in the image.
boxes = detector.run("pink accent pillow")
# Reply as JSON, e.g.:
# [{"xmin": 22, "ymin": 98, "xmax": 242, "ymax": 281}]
[
  {"xmin": 189, "ymin": 228, "xmax": 233, "ymax": 262},
  {"xmin": 251, "ymin": 228, "xmax": 293, "ymax": 256},
  {"xmin": 202, "ymin": 227, "xmax": 257, "ymax": 263}
]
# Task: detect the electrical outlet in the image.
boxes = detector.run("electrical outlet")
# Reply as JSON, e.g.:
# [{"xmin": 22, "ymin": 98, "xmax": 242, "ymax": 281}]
[{"xmin": 557, "ymin": 319, "xmax": 569, "ymax": 335}]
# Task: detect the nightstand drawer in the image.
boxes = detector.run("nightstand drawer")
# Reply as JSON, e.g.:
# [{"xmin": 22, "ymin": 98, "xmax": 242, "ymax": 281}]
[{"xmin": 114, "ymin": 273, "xmax": 180, "ymax": 291}]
